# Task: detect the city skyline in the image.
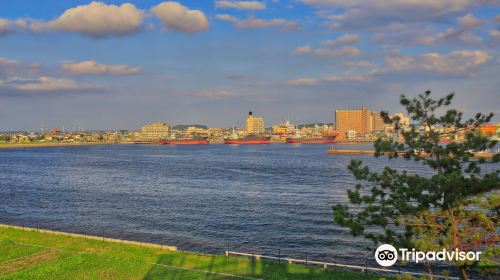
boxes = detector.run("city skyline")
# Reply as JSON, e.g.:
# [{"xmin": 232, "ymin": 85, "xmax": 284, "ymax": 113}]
[
  {"xmin": 1, "ymin": 1, "xmax": 499, "ymax": 131},
  {"xmin": 0, "ymin": 107, "xmax": 403, "ymax": 132}
]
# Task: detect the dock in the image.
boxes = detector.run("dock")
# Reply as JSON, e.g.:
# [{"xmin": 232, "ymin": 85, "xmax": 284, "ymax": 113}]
[{"xmin": 327, "ymin": 149, "xmax": 495, "ymax": 159}]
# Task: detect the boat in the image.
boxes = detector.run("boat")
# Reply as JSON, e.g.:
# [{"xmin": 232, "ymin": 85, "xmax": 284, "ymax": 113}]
[
  {"xmin": 224, "ymin": 129, "xmax": 270, "ymax": 145},
  {"xmin": 133, "ymin": 139, "xmax": 162, "ymax": 144},
  {"xmin": 162, "ymin": 137, "xmax": 208, "ymax": 145},
  {"xmin": 224, "ymin": 125, "xmax": 271, "ymax": 145},
  {"xmin": 286, "ymin": 136, "xmax": 336, "ymax": 144},
  {"xmin": 439, "ymin": 138, "xmax": 455, "ymax": 143},
  {"xmin": 224, "ymin": 136, "xmax": 271, "ymax": 144}
]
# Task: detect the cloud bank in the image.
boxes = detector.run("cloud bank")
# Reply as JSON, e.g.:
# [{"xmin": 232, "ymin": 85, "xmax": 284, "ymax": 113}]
[
  {"xmin": 1, "ymin": 1, "xmax": 211, "ymax": 37},
  {"xmin": 302, "ymin": 0, "xmax": 496, "ymax": 29}
]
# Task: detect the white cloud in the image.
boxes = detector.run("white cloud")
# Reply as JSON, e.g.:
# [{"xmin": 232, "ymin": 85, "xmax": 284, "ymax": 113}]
[
  {"xmin": 292, "ymin": 45, "xmax": 359, "ymax": 57},
  {"xmin": 0, "ymin": 18, "xmax": 49, "ymax": 35},
  {"xmin": 322, "ymin": 74, "xmax": 371, "ymax": 82},
  {"xmin": 287, "ymin": 50, "xmax": 490, "ymax": 87},
  {"xmin": 215, "ymin": 1, "xmax": 266, "ymax": 11},
  {"xmin": 0, "ymin": 18, "xmax": 9, "ymax": 34},
  {"xmin": 2, "ymin": 76, "xmax": 101, "ymax": 91},
  {"xmin": 292, "ymin": 35, "xmax": 360, "ymax": 58},
  {"xmin": 313, "ymin": 46, "xmax": 360, "ymax": 57},
  {"xmin": 490, "ymin": 29, "xmax": 500, "ymax": 40},
  {"xmin": 458, "ymin": 13, "xmax": 482, "ymax": 28},
  {"xmin": 234, "ymin": 17, "xmax": 298, "ymax": 30},
  {"xmin": 375, "ymin": 50, "xmax": 490, "ymax": 76},
  {"xmin": 0, "ymin": 57, "xmax": 40, "ymax": 78},
  {"xmin": 61, "ymin": 61, "xmax": 142, "ymax": 75},
  {"xmin": 428, "ymin": 13, "xmax": 483, "ymax": 45},
  {"xmin": 217, "ymin": 14, "xmax": 298, "ymax": 30},
  {"xmin": 372, "ymin": 13, "xmax": 484, "ymax": 47},
  {"xmin": 49, "ymin": 2, "xmax": 144, "ymax": 38},
  {"xmin": 0, "ymin": 57, "xmax": 19, "ymax": 67},
  {"xmin": 291, "ymin": 45, "xmax": 311, "ymax": 55},
  {"xmin": 286, "ymin": 73, "xmax": 372, "ymax": 86},
  {"xmin": 216, "ymin": 14, "xmax": 237, "ymax": 22},
  {"xmin": 321, "ymin": 34, "xmax": 359, "ymax": 47},
  {"xmin": 2, "ymin": 2, "xmax": 212, "ymax": 36},
  {"xmin": 151, "ymin": 2, "xmax": 208, "ymax": 33},
  {"xmin": 286, "ymin": 77, "xmax": 317, "ymax": 86}
]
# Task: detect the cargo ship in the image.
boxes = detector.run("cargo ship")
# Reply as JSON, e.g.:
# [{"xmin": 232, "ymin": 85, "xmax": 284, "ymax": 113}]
[
  {"xmin": 439, "ymin": 138, "xmax": 455, "ymax": 143},
  {"xmin": 224, "ymin": 126, "xmax": 270, "ymax": 144},
  {"xmin": 224, "ymin": 135, "xmax": 271, "ymax": 145},
  {"xmin": 286, "ymin": 136, "xmax": 336, "ymax": 144},
  {"xmin": 162, "ymin": 137, "xmax": 208, "ymax": 145}
]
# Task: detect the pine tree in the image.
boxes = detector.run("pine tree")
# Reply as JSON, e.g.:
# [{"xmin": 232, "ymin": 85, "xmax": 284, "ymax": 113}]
[{"xmin": 333, "ymin": 91, "xmax": 499, "ymax": 280}]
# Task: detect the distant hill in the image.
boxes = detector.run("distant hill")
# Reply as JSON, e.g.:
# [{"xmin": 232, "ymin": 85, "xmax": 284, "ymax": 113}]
[{"xmin": 172, "ymin": 124, "xmax": 208, "ymax": 130}]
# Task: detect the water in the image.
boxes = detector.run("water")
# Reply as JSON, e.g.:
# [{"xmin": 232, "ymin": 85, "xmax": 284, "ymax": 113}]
[{"xmin": 0, "ymin": 144, "xmax": 446, "ymax": 266}]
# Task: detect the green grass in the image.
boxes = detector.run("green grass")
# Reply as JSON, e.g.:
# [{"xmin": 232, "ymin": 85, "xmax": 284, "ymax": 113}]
[
  {"xmin": 0, "ymin": 227, "xmax": 390, "ymax": 280},
  {"xmin": 0, "ymin": 240, "xmax": 45, "ymax": 262}
]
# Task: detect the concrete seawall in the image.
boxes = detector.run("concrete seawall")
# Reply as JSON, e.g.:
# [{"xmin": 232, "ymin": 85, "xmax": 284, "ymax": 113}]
[{"xmin": 0, "ymin": 224, "xmax": 177, "ymax": 251}]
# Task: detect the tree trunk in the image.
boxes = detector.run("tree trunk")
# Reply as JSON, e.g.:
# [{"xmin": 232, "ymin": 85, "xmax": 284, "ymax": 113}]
[
  {"xmin": 458, "ymin": 265, "xmax": 468, "ymax": 280},
  {"xmin": 450, "ymin": 210, "xmax": 468, "ymax": 280}
]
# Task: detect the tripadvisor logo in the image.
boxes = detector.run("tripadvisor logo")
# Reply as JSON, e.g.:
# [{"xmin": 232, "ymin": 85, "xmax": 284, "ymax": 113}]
[
  {"xmin": 375, "ymin": 244, "xmax": 398, "ymax": 267},
  {"xmin": 374, "ymin": 244, "xmax": 482, "ymax": 267}
]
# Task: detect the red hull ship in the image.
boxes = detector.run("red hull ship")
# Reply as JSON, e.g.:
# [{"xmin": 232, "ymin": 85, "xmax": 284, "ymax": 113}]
[
  {"xmin": 225, "ymin": 139, "xmax": 271, "ymax": 144},
  {"xmin": 162, "ymin": 138, "xmax": 208, "ymax": 145},
  {"xmin": 286, "ymin": 136, "xmax": 336, "ymax": 144},
  {"xmin": 439, "ymin": 138, "xmax": 455, "ymax": 143},
  {"xmin": 224, "ymin": 134, "xmax": 271, "ymax": 145},
  {"xmin": 286, "ymin": 138, "xmax": 335, "ymax": 144}
]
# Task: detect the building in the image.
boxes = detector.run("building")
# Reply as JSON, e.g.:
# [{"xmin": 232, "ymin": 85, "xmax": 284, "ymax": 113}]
[
  {"xmin": 272, "ymin": 120, "xmax": 295, "ymax": 135},
  {"xmin": 371, "ymin": 113, "xmax": 385, "ymax": 132},
  {"xmin": 10, "ymin": 135, "xmax": 30, "ymax": 143},
  {"xmin": 393, "ymin": 112, "xmax": 410, "ymax": 126},
  {"xmin": 186, "ymin": 126, "xmax": 205, "ymax": 134},
  {"xmin": 209, "ymin": 128, "xmax": 223, "ymax": 137},
  {"xmin": 335, "ymin": 107, "xmax": 385, "ymax": 134},
  {"xmin": 479, "ymin": 124, "xmax": 496, "ymax": 137},
  {"xmin": 347, "ymin": 130, "xmax": 357, "ymax": 139},
  {"xmin": 246, "ymin": 111, "xmax": 265, "ymax": 134},
  {"xmin": 140, "ymin": 122, "xmax": 169, "ymax": 140}
]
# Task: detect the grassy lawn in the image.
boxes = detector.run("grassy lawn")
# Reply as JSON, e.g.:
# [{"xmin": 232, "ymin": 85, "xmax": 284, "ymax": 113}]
[{"xmin": 0, "ymin": 227, "xmax": 390, "ymax": 280}]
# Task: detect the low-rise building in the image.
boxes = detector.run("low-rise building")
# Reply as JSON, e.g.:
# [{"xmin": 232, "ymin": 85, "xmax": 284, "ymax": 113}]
[
  {"xmin": 10, "ymin": 135, "xmax": 30, "ymax": 143},
  {"xmin": 479, "ymin": 124, "xmax": 496, "ymax": 137},
  {"xmin": 140, "ymin": 122, "xmax": 170, "ymax": 141},
  {"xmin": 272, "ymin": 120, "xmax": 295, "ymax": 135}
]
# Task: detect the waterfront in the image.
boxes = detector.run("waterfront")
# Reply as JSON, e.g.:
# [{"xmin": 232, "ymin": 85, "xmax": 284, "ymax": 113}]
[{"xmin": 0, "ymin": 144, "xmax": 443, "ymax": 266}]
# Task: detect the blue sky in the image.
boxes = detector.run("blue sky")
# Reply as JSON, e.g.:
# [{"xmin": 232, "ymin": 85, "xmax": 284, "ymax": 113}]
[{"xmin": 0, "ymin": 0, "xmax": 499, "ymax": 131}]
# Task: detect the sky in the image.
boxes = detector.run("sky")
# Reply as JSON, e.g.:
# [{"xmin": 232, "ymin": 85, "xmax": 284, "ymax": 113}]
[{"xmin": 0, "ymin": 0, "xmax": 499, "ymax": 131}]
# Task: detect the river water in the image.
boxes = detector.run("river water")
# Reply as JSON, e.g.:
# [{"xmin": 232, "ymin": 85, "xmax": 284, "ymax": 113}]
[{"xmin": 0, "ymin": 143, "xmax": 456, "ymax": 267}]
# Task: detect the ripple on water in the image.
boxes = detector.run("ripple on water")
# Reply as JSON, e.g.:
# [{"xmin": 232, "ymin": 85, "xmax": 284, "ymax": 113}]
[{"xmin": 0, "ymin": 144, "xmax": 445, "ymax": 265}]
